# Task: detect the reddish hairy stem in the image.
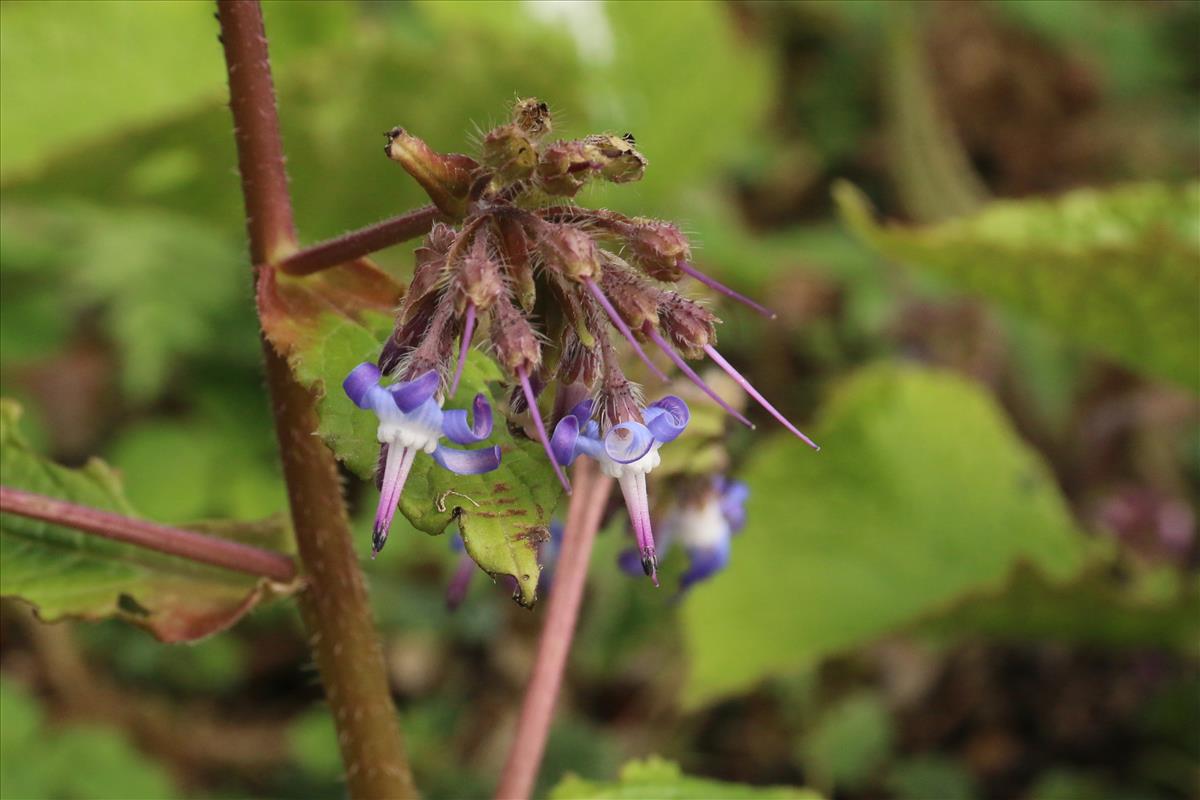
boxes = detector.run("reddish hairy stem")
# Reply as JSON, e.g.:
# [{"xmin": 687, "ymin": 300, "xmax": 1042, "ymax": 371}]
[
  {"xmin": 269, "ymin": 205, "xmax": 442, "ymax": 276},
  {"xmin": 494, "ymin": 460, "xmax": 614, "ymax": 800},
  {"xmin": 217, "ymin": 3, "xmax": 416, "ymax": 797},
  {"xmin": 0, "ymin": 486, "xmax": 296, "ymax": 583}
]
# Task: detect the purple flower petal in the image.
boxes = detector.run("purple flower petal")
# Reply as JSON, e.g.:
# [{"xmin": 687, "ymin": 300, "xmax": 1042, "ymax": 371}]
[
  {"xmin": 389, "ymin": 369, "xmax": 441, "ymax": 413},
  {"xmin": 617, "ymin": 547, "xmax": 645, "ymax": 576},
  {"xmin": 550, "ymin": 414, "xmax": 581, "ymax": 466},
  {"xmin": 644, "ymin": 395, "xmax": 690, "ymax": 443},
  {"xmin": 446, "ymin": 552, "xmax": 476, "ymax": 611},
  {"xmin": 441, "ymin": 393, "xmax": 493, "ymax": 445},
  {"xmin": 603, "ymin": 422, "xmax": 655, "ymax": 464},
  {"xmin": 344, "ymin": 362, "xmax": 382, "ymax": 408},
  {"xmin": 432, "ymin": 444, "xmax": 502, "ymax": 475},
  {"xmin": 679, "ymin": 540, "xmax": 731, "ymax": 592},
  {"xmin": 718, "ymin": 478, "xmax": 750, "ymax": 534},
  {"xmin": 568, "ymin": 398, "xmax": 594, "ymax": 424},
  {"xmin": 373, "ymin": 445, "xmax": 417, "ymax": 557}
]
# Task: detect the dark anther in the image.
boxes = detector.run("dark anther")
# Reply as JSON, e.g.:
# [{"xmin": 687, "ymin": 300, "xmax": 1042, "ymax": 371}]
[{"xmin": 622, "ymin": 132, "xmax": 636, "ymax": 144}]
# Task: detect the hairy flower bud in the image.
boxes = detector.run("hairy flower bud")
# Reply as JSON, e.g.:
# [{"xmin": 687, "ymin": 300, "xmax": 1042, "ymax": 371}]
[
  {"xmin": 407, "ymin": 222, "xmax": 455, "ymax": 305},
  {"xmin": 585, "ymin": 133, "xmax": 646, "ymax": 184},
  {"xmin": 599, "ymin": 258, "xmax": 661, "ymax": 330},
  {"xmin": 459, "ymin": 236, "xmax": 504, "ymax": 310},
  {"xmin": 481, "ymin": 123, "xmax": 537, "ymax": 183},
  {"xmin": 535, "ymin": 140, "xmax": 600, "ymax": 197},
  {"xmin": 489, "ymin": 295, "xmax": 541, "ymax": 374},
  {"xmin": 513, "ymin": 97, "xmax": 553, "ymax": 139},
  {"xmin": 626, "ymin": 219, "xmax": 691, "ymax": 281},
  {"xmin": 658, "ymin": 293, "xmax": 718, "ymax": 357},
  {"xmin": 538, "ymin": 223, "xmax": 601, "ymax": 281},
  {"xmin": 385, "ymin": 127, "xmax": 477, "ymax": 218}
]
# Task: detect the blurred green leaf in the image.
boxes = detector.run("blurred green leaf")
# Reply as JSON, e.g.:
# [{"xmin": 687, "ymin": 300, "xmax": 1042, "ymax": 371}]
[
  {"xmin": 0, "ymin": 399, "xmax": 293, "ymax": 642},
  {"xmin": 682, "ymin": 364, "xmax": 1089, "ymax": 705},
  {"xmin": 550, "ymin": 756, "xmax": 821, "ymax": 800},
  {"xmin": 835, "ymin": 181, "xmax": 1200, "ymax": 392},
  {"xmin": 800, "ymin": 692, "xmax": 893, "ymax": 792},
  {"xmin": 886, "ymin": 756, "xmax": 978, "ymax": 800},
  {"xmin": 0, "ymin": 678, "xmax": 177, "ymax": 800}
]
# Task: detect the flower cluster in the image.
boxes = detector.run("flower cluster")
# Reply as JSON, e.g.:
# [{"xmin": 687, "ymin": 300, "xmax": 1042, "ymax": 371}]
[{"xmin": 345, "ymin": 98, "xmax": 817, "ymax": 582}]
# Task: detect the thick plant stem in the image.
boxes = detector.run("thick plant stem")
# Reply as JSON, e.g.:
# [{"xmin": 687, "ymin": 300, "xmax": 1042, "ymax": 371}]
[
  {"xmin": 216, "ymin": 2, "xmax": 417, "ymax": 798},
  {"xmin": 269, "ymin": 205, "xmax": 442, "ymax": 276},
  {"xmin": 495, "ymin": 459, "xmax": 614, "ymax": 800},
  {"xmin": 0, "ymin": 486, "xmax": 296, "ymax": 582}
]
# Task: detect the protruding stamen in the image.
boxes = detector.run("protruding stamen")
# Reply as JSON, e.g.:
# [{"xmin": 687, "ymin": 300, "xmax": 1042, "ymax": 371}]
[
  {"xmin": 703, "ymin": 344, "xmax": 820, "ymax": 451},
  {"xmin": 677, "ymin": 260, "xmax": 777, "ymax": 319},
  {"xmin": 618, "ymin": 471, "xmax": 659, "ymax": 587},
  {"xmin": 517, "ymin": 366, "xmax": 572, "ymax": 494},
  {"xmin": 373, "ymin": 444, "xmax": 418, "ymax": 557},
  {"xmin": 450, "ymin": 302, "xmax": 476, "ymax": 397},
  {"xmin": 584, "ymin": 279, "xmax": 668, "ymax": 381},
  {"xmin": 645, "ymin": 327, "xmax": 754, "ymax": 428}
]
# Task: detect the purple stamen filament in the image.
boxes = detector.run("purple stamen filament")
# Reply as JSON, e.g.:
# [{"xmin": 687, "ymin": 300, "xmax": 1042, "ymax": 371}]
[
  {"xmin": 677, "ymin": 260, "xmax": 777, "ymax": 320},
  {"xmin": 645, "ymin": 327, "xmax": 754, "ymax": 429},
  {"xmin": 517, "ymin": 366, "xmax": 573, "ymax": 494},
  {"xmin": 702, "ymin": 344, "xmax": 819, "ymax": 451},
  {"xmin": 584, "ymin": 279, "xmax": 668, "ymax": 382},
  {"xmin": 450, "ymin": 302, "xmax": 476, "ymax": 397}
]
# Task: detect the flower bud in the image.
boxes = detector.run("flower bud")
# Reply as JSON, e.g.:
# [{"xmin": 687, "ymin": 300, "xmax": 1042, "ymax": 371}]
[
  {"xmin": 626, "ymin": 219, "xmax": 691, "ymax": 281},
  {"xmin": 586, "ymin": 133, "xmax": 646, "ymax": 183},
  {"xmin": 599, "ymin": 259, "xmax": 661, "ymax": 330},
  {"xmin": 385, "ymin": 127, "xmax": 477, "ymax": 218},
  {"xmin": 513, "ymin": 97, "xmax": 553, "ymax": 139},
  {"xmin": 538, "ymin": 223, "xmax": 601, "ymax": 282},
  {"xmin": 489, "ymin": 295, "xmax": 541, "ymax": 374},
  {"xmin": 658, "ymin": 293, "xmax": 718, "ymax": 357},
  {"xmin": 408, "ymin": 222, "xmax": 455, "ymax": 304},
  {"xmin": 481, "ymin": 123, "xmax": 537, "ymax": 183},
  {"xmin": 557, "ymin": 335, "xmax": 599, "ymax": 388},
  {"xmin": 460, "ymin": 236, "xmax": 504, "ymax": 310},
  {"xmin": 535, "ymin": 140, "xmax": 600, "ymax": 197}
]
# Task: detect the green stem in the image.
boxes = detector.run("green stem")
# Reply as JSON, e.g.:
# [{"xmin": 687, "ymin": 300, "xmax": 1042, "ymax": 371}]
[{"xmin": 216, "ymin": 2, "xmax": 417, "ymax": 797}]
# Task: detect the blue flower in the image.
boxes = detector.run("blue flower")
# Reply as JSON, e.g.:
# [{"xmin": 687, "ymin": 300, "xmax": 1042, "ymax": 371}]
[
  {"xmin": 619, "ymin": 475, "xmax": 749, "ymax": 594},
  {"xmin": 550, "ymin": 395, "xmax": 690, "ymax": 584},
  {"xmin": 343, "ymin": 362, "xmax": 502, "ymax": 557}
]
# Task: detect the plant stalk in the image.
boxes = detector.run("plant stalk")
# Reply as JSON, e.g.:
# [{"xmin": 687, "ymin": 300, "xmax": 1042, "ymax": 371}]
[
  {"xmin": 494, "ymin": 459, "xmax": 614, "ymax": 800},
  {"xmin": 269, "ymin": 205, "xmax": 442, "ymax": 276},
  {"xmin": 216, "ymin": 2, "xmax": 416, "ymax": 797},
  {"xmin": 0, "ymin": 486, "xmax": 296, "ymax": 582}
]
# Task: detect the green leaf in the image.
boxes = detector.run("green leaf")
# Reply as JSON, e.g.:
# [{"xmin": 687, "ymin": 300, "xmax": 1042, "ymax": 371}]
[
  {"xmin": 835, "ymin": 181, "xmax": 1200, "ymax": 392},
  {"xmin": 799, "ymin": 693, "xmax": 894, "ymax": 792},
  {"xmin": 0, "ymin": 678, "xmax": 177, "ymax": 800},
  {"xmin": 682, "ymin": 364, "xmax": 1089, "ymax": 706},
  {"xmin": 550, "ymin": 757, "xmax": 822, "ymax": 800},
  {"xmin": 0, "ymin": 399, "xmax": 294, "ymax": 642}
]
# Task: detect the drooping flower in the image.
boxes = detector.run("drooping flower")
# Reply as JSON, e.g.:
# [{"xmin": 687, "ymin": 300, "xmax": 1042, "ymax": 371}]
[
  {"xmin": 550, "ymin": 395, "xmax": 690, "ymax": 585},
  {"xmin": 343, "ymin": 362, "xmax": 501, "ymax": 557},
  {"xmin": 619, "ymin": 475, "xmax": 749, "ymax": 594}
]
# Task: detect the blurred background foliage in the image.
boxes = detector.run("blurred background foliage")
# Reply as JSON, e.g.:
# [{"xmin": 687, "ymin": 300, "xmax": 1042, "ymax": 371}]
[{"xmin": 1, "ymin": 1, "xmax": 1197, "ymax": 799}]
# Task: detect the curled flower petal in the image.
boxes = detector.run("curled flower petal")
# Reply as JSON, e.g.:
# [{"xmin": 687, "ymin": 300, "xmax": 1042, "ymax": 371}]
[
  {"xmin": 389, "ymin": 369, "xmax": 441, "ymax": 413},
  {"xmin": 441, "ymin": 393, "xmax": 493, "ymax": 445},
  {"xmin": 644, "ymin": 395, "xmax": 690, "ymax": 443},
  {"xmin": 344, "ymin": 362, "xmax": 382, "ymax": 408},
  {"xmin": 604, "ymin": 422, "xmax": 655, "ymax": 464},
  {"xmin": 550, "ymin": 414, "xmax": 581, "ymax": 466},
  {"xmin": 431, "ymin": 444, "xmax": 503, "ymax": 475},
  {"xmin": 567, "ymin": 398, "xmax": 594, "ymax": 424}
]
